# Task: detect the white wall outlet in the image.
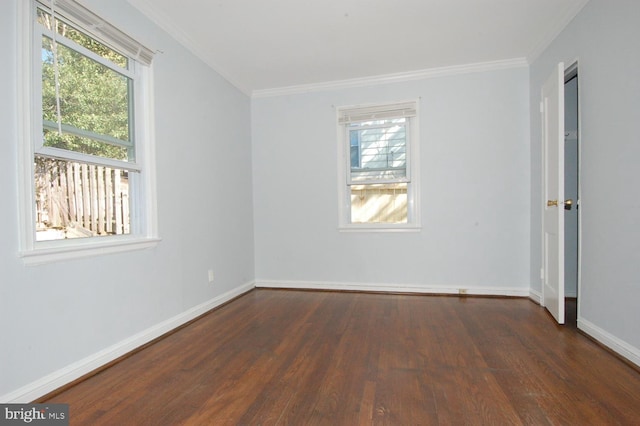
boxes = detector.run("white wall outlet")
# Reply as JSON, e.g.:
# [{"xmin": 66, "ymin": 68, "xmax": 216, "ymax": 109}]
[{"xmin": 208, "ymin": 269, "xmax": 215, "ymax": 283}]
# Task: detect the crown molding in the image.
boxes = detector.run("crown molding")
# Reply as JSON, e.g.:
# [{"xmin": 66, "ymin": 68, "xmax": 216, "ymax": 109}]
[
  {"xmin": 527, "ymin": 0, "xmax": 590, "ymax": 64},
  {"xmin": 251, "ymin": 58, "xmax": 529, "ymax": 98},
  {"xmin": 126, "ymin": 0, "xmax": 252, "ymax": 96},
  {"xmin": 126, "ymin": 0, "xmax": 587, "ymax": 99}
]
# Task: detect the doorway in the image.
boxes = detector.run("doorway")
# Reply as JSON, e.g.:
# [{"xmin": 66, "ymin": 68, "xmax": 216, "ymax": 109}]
[{"xmin": 564, "ymin": 65, "xmax": 579, "ymax": 325}]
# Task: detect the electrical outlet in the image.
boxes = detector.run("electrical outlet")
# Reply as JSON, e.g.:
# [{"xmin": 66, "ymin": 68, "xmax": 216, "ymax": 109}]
[
  {"xmin": 208, "ymin": 269, "xmax": 215, "ymax": 283},
  {"xmin": 458, "ymin": 288, "xmax": 468, "ymax": 295}
]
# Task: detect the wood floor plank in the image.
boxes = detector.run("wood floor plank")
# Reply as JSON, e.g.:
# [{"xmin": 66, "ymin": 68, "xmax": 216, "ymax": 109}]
[{"xmin": 41, "ymin": 290, "xmax": 640, "ymax": 425}]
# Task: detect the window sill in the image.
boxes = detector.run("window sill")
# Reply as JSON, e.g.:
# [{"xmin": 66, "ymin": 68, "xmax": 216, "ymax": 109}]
[
  {"xmin": 338, "ymin": 224, "xmax": 421, "ymax": 233},
  {"xmin": 19, "ymin": 236, "xmax": 162, "ymax": 266}
]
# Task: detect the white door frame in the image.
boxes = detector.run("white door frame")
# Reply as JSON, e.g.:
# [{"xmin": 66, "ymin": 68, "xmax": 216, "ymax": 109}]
[{"xmin": 564, "ymin": 61, "xmax": 582, "ymax": 323}]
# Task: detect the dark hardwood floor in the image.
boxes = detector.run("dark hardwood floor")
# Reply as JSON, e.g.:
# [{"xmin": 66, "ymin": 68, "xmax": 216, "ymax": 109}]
[{"xmin": 42, "ymin": 290, "xmax": 640, "ymax": 425}]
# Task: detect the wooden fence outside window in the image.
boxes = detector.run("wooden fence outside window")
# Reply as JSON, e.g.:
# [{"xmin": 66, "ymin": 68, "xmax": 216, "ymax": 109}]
[{"xmin": 35, "ymin": 159, "xmax": 130, "ymax": 240}]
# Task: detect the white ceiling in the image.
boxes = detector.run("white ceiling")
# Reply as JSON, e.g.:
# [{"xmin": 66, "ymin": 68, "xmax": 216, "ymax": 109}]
[{"xmin": 125, "ymin": 0, "xmax": 589, "ymax": 95}]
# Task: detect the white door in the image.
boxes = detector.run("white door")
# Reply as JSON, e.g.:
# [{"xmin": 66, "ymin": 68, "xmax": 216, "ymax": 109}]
[{"xmin": 542, "ymin": 62, "xmax": 565, "ymax": 324}]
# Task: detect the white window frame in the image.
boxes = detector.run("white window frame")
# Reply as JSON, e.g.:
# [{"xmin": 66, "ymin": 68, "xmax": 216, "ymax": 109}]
[
  {"xmin": 337, "ymin": 100, "xmax": 421, "ymax": 232},
  {"xmin": 17, "ymin": 0, "xmax": 160, "ymax": 265}
]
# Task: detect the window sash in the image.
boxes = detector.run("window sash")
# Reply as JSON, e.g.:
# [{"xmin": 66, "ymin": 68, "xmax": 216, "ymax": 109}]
[
  {"xmin": 33, "ymin": 156, "xmax": 133, "ymax": 241},
  {"xmin": 339, "ymin": 101, "xmax": 416, "ymax": 186},
  {"xmin": 35, "ymin": 4, "xmax": 141, "ymax": 171},
  {"xmin": 346, "ymin": 119, "xmax": 411, "ymax": 185},
  {"xmin": 347, "ymin": 120, "xmax": 410, "ymax": 185},
  {"xmin": 349, "ymin": 183, "xmax": 409, "ymax": 224}
]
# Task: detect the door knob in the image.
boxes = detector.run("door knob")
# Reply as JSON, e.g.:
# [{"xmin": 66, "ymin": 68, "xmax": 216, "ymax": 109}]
[
  {"xmin": 547, "ymin": 199, "xmax": 573, "ymax": 209},
  {"xmin": 564, "ymin": 199, "xmax": 573, "ymax": 210}
]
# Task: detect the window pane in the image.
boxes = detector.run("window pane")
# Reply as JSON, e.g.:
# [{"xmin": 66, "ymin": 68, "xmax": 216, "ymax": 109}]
[
  {"xmin": 349, "ymin": 119, "xmax": 407, "ymax": 182},
  {"xmin": 350, "ymin": 130, "xmax": 360, "ymax": 168},
  {"xmin": 34, "ymin": 156, "xmax": 131, "ymax": 241},
  {"xmin": 350, "ymin": 183, "xmax": 407, "ymax": 224},
  {"xmin": 42, "ymin": 36, "xmax": 133, "ymax": 160}
]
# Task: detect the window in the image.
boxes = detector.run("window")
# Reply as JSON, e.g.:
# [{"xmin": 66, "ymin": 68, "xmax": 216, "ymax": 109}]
[
  {"xmin": 17, "ymin": 0, "xmax": 158, "ymax": 263},
  {"xmin": 337, "ymin": 101, "xmax": 420, "ymax": 230}
]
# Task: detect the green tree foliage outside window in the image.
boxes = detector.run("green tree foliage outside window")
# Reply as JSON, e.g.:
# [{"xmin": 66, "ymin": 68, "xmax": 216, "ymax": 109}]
[{"xmin": 39, "ymin": 9, "xmax": 133, "ymax": 162}]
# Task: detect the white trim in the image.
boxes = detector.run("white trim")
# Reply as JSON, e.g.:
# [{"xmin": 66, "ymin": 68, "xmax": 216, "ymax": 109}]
[
  {"xmin": 255, "ymin": 280, "xmax": 530, "ymax": 297},
  {"xmin": 139, "ymin": 66, "xmax": 159, "ymax": 238},
  {"xmin": 338, "ymin": 224, "xmax": 421, "ymax": 233},
  {"xmin": 569, "ymin": 59, "xmax": 584, "ymax": 331},
  {"xmin": 539, "ymin": 68, "xmax": 547, "ymax": 309},
  {"xmin": 578, "ymin": 317, "xmax": 640, "ymax": 369},
  {"xmin": 526, "ymin": 0, "xmax": 590, "ymax": 65},
  {"xmin": 127, "ymin": 0, "xmax": 531, "ymax": 97},
  {"xmin": 19, "ymin": 237, "xmax": 162, "ymax": 266},
  {"xmin": 0, "ymin": 281, "xmax": 256, "ymax": 403},
  {"xmin": 17, "ymin": 0, "xmax": 37, "ymax": 251},
  {"xmin": 529, "ymin": 288, "xmax": 542, "ymax": 304},
  {"xmin": 252, "ymin": 58, "xmax": 528, "ymax": 98},
  {"xmin": 125, "ymin": 0, "xmax": 251, "ymax": 96}
]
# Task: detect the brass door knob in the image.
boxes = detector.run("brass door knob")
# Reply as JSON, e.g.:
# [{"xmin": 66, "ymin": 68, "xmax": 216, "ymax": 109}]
[
  {"xmin": 547, "ymin": 199, "xmax": 574, "ymax": 209},
  {"xmin": 564, "ymin": 199, "xmax": 573, "ymax": 210}
]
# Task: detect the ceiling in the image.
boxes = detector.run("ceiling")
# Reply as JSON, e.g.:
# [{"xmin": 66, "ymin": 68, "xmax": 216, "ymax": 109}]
[{"xmin": 125, "ymin": 0, "xmax": 590, "ymax": 95}]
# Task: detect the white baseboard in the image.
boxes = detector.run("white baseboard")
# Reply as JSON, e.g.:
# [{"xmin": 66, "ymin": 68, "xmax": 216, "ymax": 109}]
[
  {"xmin": 529, "ymin": 289, "xmax": 542, "ymax": 304},
  {"xmin": 1, "ymin": 281, "xmax": 255, "ymax": 403},
  {"xmin": 255, "ymin": 279, "xmax": 530, "ymax": 297},
  {"xmin": 13, "ymin": 280, "xmax": 637, "ymax": 403},
  {"xmin": 578, "ymin": 317, "xmax": 640, "ymax": 368},
  {"xmin": 259, "ymin": 280, "xmax": 640, "ymax": 368}
]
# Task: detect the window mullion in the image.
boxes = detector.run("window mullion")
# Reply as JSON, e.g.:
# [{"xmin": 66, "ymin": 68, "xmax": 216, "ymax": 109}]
[{"xmin": 36, "ymin": 15, "xmax": 137, "ymax": 165}]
